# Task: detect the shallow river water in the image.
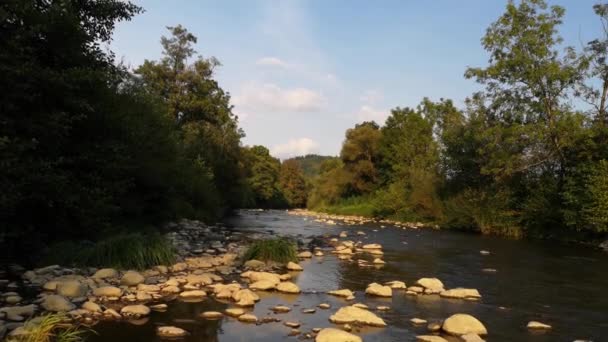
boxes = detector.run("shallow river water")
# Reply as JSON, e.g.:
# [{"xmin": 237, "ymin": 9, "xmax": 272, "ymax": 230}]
[{"xmin": 91, "ymin": 210, "xmax": 608, "ymax": 341}]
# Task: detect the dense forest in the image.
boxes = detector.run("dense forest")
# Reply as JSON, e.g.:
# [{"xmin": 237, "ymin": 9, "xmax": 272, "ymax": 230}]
[
  {"xmin": 1, "ymin": 0, "xmax": 608, "ymax": 262},
  {"xmin": 307, "ymin": 1, "xmax": 608, "ymax": 242}
]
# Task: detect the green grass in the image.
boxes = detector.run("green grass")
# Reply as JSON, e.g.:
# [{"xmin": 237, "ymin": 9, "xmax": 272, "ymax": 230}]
[
  {"xmin": 7, "ymin": 313, "xmax": 88, "ymax": 342},
  {"xmin": 43, "ymin": 232, "xmax": 175, "ymax": 270},
  {"xmin": 243, "ymin": 238, "xmax": 297, "ymax": 263},
  {"xmin": 314, "ymin": 196, "xmax": 377, "ymax": 217}
]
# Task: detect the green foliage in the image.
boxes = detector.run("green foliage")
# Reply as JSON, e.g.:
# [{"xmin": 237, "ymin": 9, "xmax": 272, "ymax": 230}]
[
  {"xmin": 279, "ymin": 160, "xmax": 308, "ymax": 208},
  {"xmin": 42, "ymin": 233, "xmax": 175, "ymax": 270},
  {"xmin": 241, "ymin": 146, "xmax": 287, "ymax": 208},
  {"xmin": 340, "ymin": 121, "xmax": 382, "ymax": 195},
  {"xmin": 8, "ymin": 313, "xmax": 87, "ymax": 342},
  {"xmin": 243, "ymin": 238, "xmax": 297, "ymax": 263},
  {"xmin": 286, "ymin": 155, "xmax": 338, "ymax": 178}
]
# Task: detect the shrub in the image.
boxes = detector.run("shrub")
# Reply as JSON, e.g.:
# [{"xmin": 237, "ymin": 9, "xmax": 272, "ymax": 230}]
[
  {"xmin": 243, "ymin": 238, "xmax": 297, "ymax": 263},
  {"xmin": 8, "ymin": 313, "xmax": 87, "ymax": 342},
  {"xmin": 43, "ymin": 232, "xmax": 175, "ymax": 270}
]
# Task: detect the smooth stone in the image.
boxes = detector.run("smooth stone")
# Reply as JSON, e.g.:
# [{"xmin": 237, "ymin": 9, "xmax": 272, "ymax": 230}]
[
  {"xmin": 272, "ymin": 305, "xmax": 291, "ymax": 313},
  {"xmin": 179, "ymin": 290, "xmax": 206, "ymax": 299},
  {"xmin": 439, "ymin": 288, "xmax": 481, "ymax": 300},
  {"xmin": 318, "ymin": 303, "xmax": 331, "ymax": 309},
  {"xmin": 297, "ymin": 251, "xmax": 313, "ymax": 258},
  {"xmin": 93, "ymin": 286, "xmax": 122, "ymax": 297},
  {"xmin": 461, "ymin": 333, "xmax": 486, "ymax": 342},
  {"xmin": 201, "ymin": 311, "xmax": 223, "ymax": 319},
  {"xmin": 427, "ymin": 322, "xmax": 442, "ymax": 332},
  {"xmin": 157, "ymin": 326, "xmax": 188, "ymax": 338},
  {"xmin": 225, "ymin": 308, "xmax": 245, "ymax": 317},
  {"xmin": 329, "ymin": 305, "xmax": 387, "ymax": 327},
  {"xmin": 232, "ymin": 289, "xmax": 259, "ymax": 306},
  {"xmin": 150, "ymin": 304, "xmax": 168, "ymax": 311},
  {"xmin": 121, "ymin": 305, "xmax": 150, "ymax": 316},
  {"xmin": 411, "ymin": 318, "xmax": 428, "ymax": 325},
  {"xmin": 244, "ymin": 260, "xmax": 265, "ymax": 269},
  {"xmin": 237, "ymin": 313, "xmax": 257, "ymax": 323},
  {"xmin": 249, "ymin": 280, "xmax": 276, "ymax": 291},
  {"xmin": 416, "ymin": 336, "xmax": 448, "ymax": 342},
  {"xmin": 328, "ymin": 289, "xmax": 354, "ymax": 298},
  {"xmin": 56, "ymin": 280, "xmax": 87, "ymax": 298},
  {"xmin": 527, "ymin": 321, "xmax": 552, "ymax": 330},
  {"xmin": 315, "ymin": 328, "xmax": 362, "ymax": 342},
  {"xmin": 442, "ymin": 313, "xmax": 487, "ymax": 336},
  {"xmin": 284, "ymin": 321, "xmax": 300, "ymax": 328},
  {"xmin": 121, "ymin": 271, "xmax": 145, "ymax": 286},
  {"xmin": 276, "ymin": 282, "xmax": 300, "ymax": 294},
  {"xmin": 365, "ymin": 282, "xmax": 392, "ymax": 297},
  {"xmin": 81, "ymin": 301, "xmax": 102, "ymax": 313},
  {"xmin": 415, "ymin": 278, "xmax": 444, "ymax": 292},
  {"xmin": 93, "ymin": 268, "xmax": 118, "ymax": 279},
  {"xmin": 287, "ymin": 262, "xmax": 303, "ymax": 271},
  {"xmin": 41, "ymin": 295, "xmax": 75, "ymax": 312}
]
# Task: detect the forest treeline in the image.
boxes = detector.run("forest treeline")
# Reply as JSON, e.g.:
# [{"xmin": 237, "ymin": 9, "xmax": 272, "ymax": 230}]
[
  {"xmin": 0, "ymin": 0, "xmax": 309, "ymax": 257},
  {"xmin": 2, "ymin": 0, "xmax": 608, "ymax": 258},
  {"xmin": 307, "ymin": 1, "xmax": 608, "ymax": 241}
]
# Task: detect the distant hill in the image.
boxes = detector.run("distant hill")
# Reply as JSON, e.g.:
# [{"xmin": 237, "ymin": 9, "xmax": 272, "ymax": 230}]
[{"xmin": 286, "ymin": 154, "xmax": 338, "ymax": 179}]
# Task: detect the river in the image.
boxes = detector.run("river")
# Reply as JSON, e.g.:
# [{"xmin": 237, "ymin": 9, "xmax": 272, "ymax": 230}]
[{"xmin": 90, "ymin": 209, "xmax": 608, "ymax": 341}]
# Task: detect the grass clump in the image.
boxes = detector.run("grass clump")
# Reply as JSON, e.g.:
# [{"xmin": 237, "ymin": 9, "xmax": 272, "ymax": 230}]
[
  {"xmin": 243, "ymin": 238, "xmax": 297, "ymax": 263},
  {"xmin": 43, "ymin": 232, "xmax": 175, "ymax": 270},
  {"xmin": 7, "ymin": 313, "xmax": 87, "ymax": 342}
]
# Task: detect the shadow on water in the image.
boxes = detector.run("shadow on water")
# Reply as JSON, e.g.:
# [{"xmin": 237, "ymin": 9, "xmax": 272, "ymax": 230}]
[{"xmin": 92, "ymin": 210, "xmax": 608, "ymax": 341}]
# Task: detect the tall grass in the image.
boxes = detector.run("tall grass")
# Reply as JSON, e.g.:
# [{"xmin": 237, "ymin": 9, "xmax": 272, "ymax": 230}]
[
  {"xmin": 43, "ymin": 233, "xmax": 175, "ymax": 270},
  {"xmin": 243, "ymin": 238, "xmax": 297, "ymax": 263},
  {"xmin": 7, "ymin": 313, "xmax": 87, "ymax": 342}
]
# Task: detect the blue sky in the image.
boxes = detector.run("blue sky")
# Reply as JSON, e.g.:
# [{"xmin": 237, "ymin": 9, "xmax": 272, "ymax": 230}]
[{"xmin": 111, "ymin": 1, "xmax": 602, "ymax": 158}]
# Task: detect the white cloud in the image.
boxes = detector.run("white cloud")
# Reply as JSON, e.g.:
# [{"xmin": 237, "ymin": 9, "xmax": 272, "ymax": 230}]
[
  {"xmin": 357, "ymin": 105, "xmax": 389, "ymax": 124},
  {"xmin": 360, "ymin": 89, "xmax": 384, "ymax": 104},
  {"xmin": 271, "ymin": 138, "xmax": 320, "ymax": 159},
  {"xmin": 256, "ymin": 56, "xmax": 290, "ymax": 69},
  {"xmin": 233, "ymin": 82, "xmax": 326, "ymax": 114}
]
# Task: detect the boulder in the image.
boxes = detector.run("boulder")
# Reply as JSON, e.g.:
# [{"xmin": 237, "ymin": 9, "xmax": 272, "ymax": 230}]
[
  {"xmin": 287, "ymin": 262, "xmax": 303, "ymax": 271},
  {"xmin": 416, "ymin": 336, "xmax": 448, "ymax": 342},
  {"xmin": 120, "ymin": 304, "xmax": 150, "ymax": 316},
  {"xmin": 157, "ymin": 326, "xmax": 188, "ymax": 338},
  {"xmin": 365, "ymin": 283, "xmax": 392, "ymax": 297},
  {"xmin": 56, "ymin": 280, "xmax": 87, "ymax": 298},
  {"xmin": 315, "ymin": 328, "xmax": 362, "ymax": 342},
  {"xmin": 41, "ymin": 295, "xmax": 75, "ymax": 312},
  {"xmin": 225, "ymin": 308, "xmax": 246, "ymax": 317},
  {"xmin": 385, "ymin": 280, "xmax": 407, "ymax": 289},
  {"xmin": 249, "ymin": 280, "xmax": 276, "ymax": 291},
  {"xmin": 461, "ymin": 333, "xmax": 486, "ymax": 342},
  {"xmin": 442, "ymin": 313, "xmax": 487, "ymax": 336},
  {"xmin": 186, "ymin": 274, "xmax": 213, "ymax": 286},
  {"xmin": 93, "ymin": 286, "xmax": 122, "ymax": 297},
  {"xmin": 329, "ymin": 305, "xmax": 387, "ymax": 327},
  {"xmin": 201, "ymin": 311, "xmax": 223, "ymax": 319},
  {"xmin": 248, "ymin": 272, "xmax": 281, "ymax": 285},
  {"xmin": 121, "ymin": 271, "xmax": 145, "ymax": 286},
  {"xmin": 439, "ymin": 288, "xmax": 481, "ymax": 300},
  {"xmin": 238, "ymin": 313, "xmax": 257, "ymax": 323},
  {"xmin": 415, "ymin": 278, "xmax": 444, "ymax": 293},
  {"xmin": 298, "ymin": 251, "xmax": 313, "ymax": 258},
  {"xmin": 81, "ymin": 301, "xmax": 102, "ymax": 313},
  {"xmin": 328, "ymin": 289, "xmax": 354, "ymax": 298},
  {"xmin": 527, "ymin": 321, "xmax": 551, "ymax": 330},
  {"xmin": 232, "ymin": 289, "xmax": 259, "ymax": 306},
  {"xmin": 276, "ymin": 282, "xmax": 300, "ymax": 294},
  {"xmin": 93, "ymin": 268, "xmax": 118, "ymax": 279}
]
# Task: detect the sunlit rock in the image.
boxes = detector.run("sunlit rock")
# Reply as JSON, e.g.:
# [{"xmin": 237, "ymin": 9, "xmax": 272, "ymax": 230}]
[
  {"xmin": 442, "ymin": 313, "xmax": 487, "ymax": 336},
  {"xmin": 329, "ymin": 305, "xmax": 387, "ymax": 327}
]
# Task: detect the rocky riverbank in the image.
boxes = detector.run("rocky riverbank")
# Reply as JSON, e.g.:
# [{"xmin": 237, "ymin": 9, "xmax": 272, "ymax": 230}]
[{"xmin": 0, "ymin": 215, "xmax": 497, "ymax": 342}]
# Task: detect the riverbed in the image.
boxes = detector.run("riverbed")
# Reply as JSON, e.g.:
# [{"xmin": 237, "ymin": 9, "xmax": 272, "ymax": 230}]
[{"xmin": 90, "ymin": 209, "xmax": 608, "ymax": 341}]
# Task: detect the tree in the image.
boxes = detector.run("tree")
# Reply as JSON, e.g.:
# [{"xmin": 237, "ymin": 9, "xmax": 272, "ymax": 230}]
[
  {"xmin": 279, "ymin": 160, "xmax": 308, "ymax": 208},
  {"xmin": 340, "ymin": 121, "xmax": 382, "ymax": 195},
  {"xmin": 241, "ymin": 146, "xmax": 286, "ymax": 208}
]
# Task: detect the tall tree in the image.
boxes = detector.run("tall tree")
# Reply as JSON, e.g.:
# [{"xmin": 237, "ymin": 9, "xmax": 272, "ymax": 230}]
[
  {"xmin": 340, "ymin": 121, "xmax": 382, "ymax": 196},
  {"xmin": 279, "ymin": 160, "xmax": 308, "ymax": 208}
]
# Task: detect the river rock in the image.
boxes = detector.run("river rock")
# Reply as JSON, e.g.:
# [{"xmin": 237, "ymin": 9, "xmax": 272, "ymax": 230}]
[
  {"xmin": 157, "ymin": 326, "xmax": 188, "ymax": 338},
  {"xmin": 121, "ymin": 271, "xmax": 145, "ymax": 286},
  {"xmin": 365, "ymin": 283, "xmax": 392, "ymax": 297},
  {"xmin": 201, "ymin": 311, "xmax": 223, "ymax": 319},
  {"xmin": 103, "ymin": 308, "xmax": 121, "ymax": 319},
  {"xmin": 5, "ymin": 295, "xmax": 21, "ymax": 305},
  {"xmin": 373, "ymin": 258, "xmax": 386, "ymax": 264},
  {"xmin": 225, "ymin": 307, "xmax": 245, "ymax": 317},
  {"xmin": 416, "ymin": 336, "xmax": 448, "ymax": 342},
  {"xmin": 287, "ymin": 262, "xmax": 303, "ymax": 271},
  {"xmin": 527, "ymin": 321, "xmax": 551, "ymax": 329},
  {"xmin": 334, "ymin": 248, "xmax": 353, "ymax": 255},
  {"xmin": 56, "ymin": 280, "xmax": 87, "ymax": 298},
  {"xmin": 137, "ymin": 284, "xmax": 160, "ymax": 293},
  {"xmin": 461, "ymin": 333, "xmax": 486, "ymax": 342},
  {"xmin": 248, "ymin": 272, "xmax": 281, "ymax": 285},
  {"xmin": 93, "ymin": 268, "xmax": 118, "ymax": 279},
  {"xmin": 385, "ymin": 280, "xmax": 407, "ymax": 289},
  {"xmin": 0, "ymin": 304, "xmax": 36, "ymax": 321},
  {"xmin": 244, "ymin": 260, "xmax": 265, "ymax": 269},
  {"xmin": 161, "ymin": 285, "xmax": 180, "ymax": 294},
  {"xmin": 121, "ymin": 304, "xmax": 150, "ymax": 316},
  {"xmin": 93, "ymin": 286, "xmax": 122, "ymax": 297},
  {"xmin": 272, "ymin": 305, "xmax": 291, "ymax": 313},
  {"xmin": 232, "ymin": 289, "xmax": 259, "ymax": 306},
  {"xmin": 316, "ymin": 328, "xmax": 361, "ymax": 342},
  {"xmin": 329, "ymin": 305, "xmax": 387, "ymax": 327},
  {"xmin": 439, "ymin": 288, "xmax": 481, "ymax": 300},
  {"xmin": 318, "ymin": 303, "xmax": 331, "ymax": 309},
  {"xmin": 179, "ymin": 290, "xmax": 206, "ymax": 299},
  {"xmin": 442, "ymin": 313, "xmax": 487, "ymax": 335},
  {"xmin": 238, "ymin": 313, "xmax": 257, "ymax": 323},
  {"xmin": 276, "ymin": 281, "xmax": 300, "ymax": 294},
  {"xmin": 427, "ymin": 322, "xmax": 441, "ymax": 332},
  {"xmin": 41, "ymin": 295, "xmax": 75, "ymax": 312},
  {"xmin": 186, "ymin": 274, "xmax": 213, "ymax": 286},
  {"xmin": 415, "ymin": 278, "xmax": 444, "ymax": 293},
  {"xmin": 249, "ymin": 280, "xmax": 276, "ymax": 291},
  {"xmin": 298, "ymin": 251, "xmax": 313, "ymax": 258},
  {"xmin": 81, "ymin": 301, "xmax": 102, "ymax": 313},
  {"xmin": 328, "ymin": 289, "xmax": 354, "ymax": 298},
  {"xmin": 362, "ymin": 243, "xmax": 382, "ymax": 249}
]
